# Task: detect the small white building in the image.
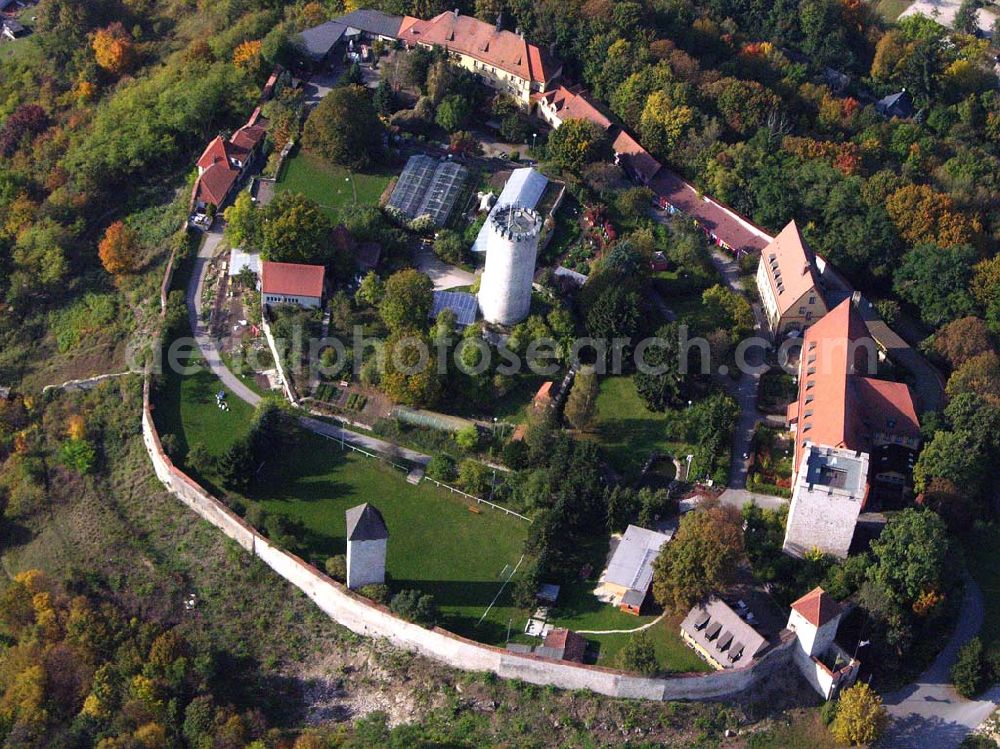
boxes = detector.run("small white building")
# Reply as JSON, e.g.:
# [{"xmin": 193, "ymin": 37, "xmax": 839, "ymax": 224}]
[
  {"xmin": 345, "ymin": 503, "xmax": 388, "ymax": 590},
  {"xmin": 261, "ymin": 261, "xmax": 325, "ymax": 309},
  {"xmin": 597, "ymin": 524, "xmax": 672, "ymax": 615},
  {"xmin": 787, "ymin": 587, "xmax": 860, "ymax": 699},
  {"xmin": 229, "ymin": 248, "xmax": 261, "ymax": 278}
]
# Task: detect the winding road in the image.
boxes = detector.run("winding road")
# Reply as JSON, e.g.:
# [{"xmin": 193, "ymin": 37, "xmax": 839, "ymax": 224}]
[
  {"xmin": 881, "ymin": 576, "xmax": 998, "ymax": 748},
  {"xmin": 186, "ymin": 225, "xmax": 431, "ymax": 466}
]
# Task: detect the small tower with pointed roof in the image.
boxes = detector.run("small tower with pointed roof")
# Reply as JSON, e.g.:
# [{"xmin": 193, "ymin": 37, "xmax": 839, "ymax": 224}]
[
  {"xmin": 787, "ymin": 586, "xmax": 843, "ymax": 657},
  {"xmin": 345, "ymin": 503, "xmax": 389, "ymax": 590}
]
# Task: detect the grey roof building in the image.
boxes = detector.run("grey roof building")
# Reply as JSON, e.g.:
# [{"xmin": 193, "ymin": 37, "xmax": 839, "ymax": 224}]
[
  {"xmin": 334, "ymin": 9, "xmax": 407, "ymax": 39},
  {"xmin": 298, "ymin": 21, "xmax": 348, "ymax": 62},
  {"xmin": 599, "ymin": 524, "xmax": 672, "ymax": 612},
  {"xmin": 346, "ymin": 503, "xmax": 389, "ymax": 541},
  {"xmin": 680, "ymin": 597, "xmax": 769, "ymax": 670},
  {"xmin": 876, "ymin": 90, "xmax": 914, "ymax": 119}
]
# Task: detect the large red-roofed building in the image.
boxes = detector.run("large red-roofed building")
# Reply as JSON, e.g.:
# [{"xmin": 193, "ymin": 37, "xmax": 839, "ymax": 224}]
[
  {"xmin": 783, "ymin": 299, "xmax": 921, "ymax": 557},
  {"xmin": 398, "ymin": 10, "xmax": 561, "ymax": 106}
]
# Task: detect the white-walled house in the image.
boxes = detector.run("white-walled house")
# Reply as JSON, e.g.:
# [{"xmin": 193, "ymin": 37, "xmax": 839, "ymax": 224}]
[{"xmin": 260, "ymin": 262, "xmax": 325, "ymax": 309}]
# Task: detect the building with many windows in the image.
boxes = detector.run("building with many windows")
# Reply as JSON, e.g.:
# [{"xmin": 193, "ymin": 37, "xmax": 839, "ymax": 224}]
[
  {"xmin": 398, "ymin": 10, "xmax": 561, "ymax": 106},
  {"xmin": 755, "ymin": 220, "xmax": 828, "ymax": 339}
]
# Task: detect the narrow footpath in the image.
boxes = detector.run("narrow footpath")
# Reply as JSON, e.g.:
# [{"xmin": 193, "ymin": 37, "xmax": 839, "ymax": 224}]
[{"xmin": 185, "ymin": 226, "xmax": 431, "ymax": 466}]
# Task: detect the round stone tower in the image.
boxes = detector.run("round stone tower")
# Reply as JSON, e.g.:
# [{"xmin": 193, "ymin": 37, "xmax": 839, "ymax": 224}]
[{"xmin": 477, "ymin": 204, "xmax": 542, "ymax": 326}]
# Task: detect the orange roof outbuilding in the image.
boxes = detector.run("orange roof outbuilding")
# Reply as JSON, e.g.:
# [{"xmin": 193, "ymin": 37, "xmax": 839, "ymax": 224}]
[{"xmin": 261, "ymin": 262, "xmax": 326, "ymax": 299}]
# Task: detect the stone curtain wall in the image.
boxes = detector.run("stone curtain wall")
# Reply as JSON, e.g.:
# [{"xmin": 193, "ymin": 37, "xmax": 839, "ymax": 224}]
[
  {"xmin": 142, "ymin": 379, "xmax": 798, "ymax": 699},
  {"xmin": 139, "ymin": 239, "xmax": 798, "ymax": 700}
]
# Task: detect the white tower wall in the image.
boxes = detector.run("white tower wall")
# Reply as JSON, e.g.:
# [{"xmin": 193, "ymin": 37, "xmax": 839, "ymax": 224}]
[
  {"xmin": 347, "ymin": 537, "xmax": 387, "ymax": 589},
  {"xmin": 478, "ymin": 205, "xmax": 542, "ymax": 326}
]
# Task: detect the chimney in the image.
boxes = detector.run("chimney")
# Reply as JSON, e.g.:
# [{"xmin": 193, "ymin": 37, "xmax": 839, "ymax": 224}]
[
  {"xmin": 453, "ymin": 7, "xmax": 459, "ymax": 17},
  {"xmin": 803, "ymin": 263, "xmax": 810, "ymax": 275},
  {"xmin": 496, "ymin": 11, "xmax": 503, "ymax": 31}
]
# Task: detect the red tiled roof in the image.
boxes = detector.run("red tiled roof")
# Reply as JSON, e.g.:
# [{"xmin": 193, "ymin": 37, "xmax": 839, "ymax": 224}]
[
  {"xmin": 651, "ymin": 169, "xmax": 772, "ymax": 255},
  {"xmin": 790, "ymin": 587, "xmax": 842, "ymax": 628},
  {"xmin": 612, "ymin": 130, "xmax": 661, "ymax": 183},
  {"xmin": 543, "ymin": 628, "xmax": 587, "ymax": 663},
  {"xmin": 761, "ymin": 221, "xmax": 825, "ymax": 316},
  {"xmin": 792, "ymin": 299, "xmax": 919, "ymax": 476},
  {"xmin": 855, "ymin": 378, "xmax": 921, "ymax": 441},
  {"xmin": 400, "ymin": 11, "xmax": 559, "ymax": 84},
  {"xmin": 231, "ymin": 123, "xmax": 267, "ymax": 153},
  {"xmin": 539, "ymin": 85, "xmax": 612, "ymax": 130},
  {"xmin": 195, "ymin": 162, "xmax": 239, "ymax": 208},
  {"xmin": 197, "ymin": 136, "xmax": 232, "ymax": 171},
  {"xmin": 261, "ymin": 261, "xmax": 325, "ymax": 298}
]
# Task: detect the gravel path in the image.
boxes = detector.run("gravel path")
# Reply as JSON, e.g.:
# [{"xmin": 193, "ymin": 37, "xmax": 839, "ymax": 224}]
[{"xmin": 186, "ymin": 226, "xmax": 431, "ymax": 467}]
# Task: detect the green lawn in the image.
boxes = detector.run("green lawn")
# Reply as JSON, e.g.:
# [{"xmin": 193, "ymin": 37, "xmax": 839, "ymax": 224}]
[
  {"xmin": 153, "ymin": 349, "xmax": 529, "ymax": 644},
  {"xmin": 593, "ymin": 376, "xmax": 691, "ymax": 481},
  {"xmin": 874, "ymin": 0, "xmax": 912, "ymax": 22},
  {"xmin": 541, "ymin": 537, "xmax": 710, "ymax": 673},
  {"xmin": 275, "ymin": 149, "xmax": 392, "ymax": 222},
  {"xmin": 152, "ymin": 354, "xmax": 255, "ymax": 462},
  {"xmin": 652, "ymin": 271, "xmax": 717, "ymax": 334},
  {"xmin": 591, "ymin": 617, "xmax": 711, "ymax": 673}
]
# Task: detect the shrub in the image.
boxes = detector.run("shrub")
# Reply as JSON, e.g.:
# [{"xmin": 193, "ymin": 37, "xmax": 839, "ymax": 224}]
[
  {"xmin": 820, "ymin": 698, "xmax": 838, "ymax": 726},
  {"xmin": 324, "ymin": 554, "xmax": 347, "ymax": 582},
  {"xmin": 458, "ymin": 459, "xmax": 490, "ymax": 495},
  {"xmin": 426, "ymin": 454, "xmax": 457, "ymax": 482},
  {"xmin": 952, "ymin": 637, "xmax": 986, "ymax": 698},
  {"xmin": 390, "ymin": 589, "xmax": 437, "ymax": 626},
  {"xmin": 502, "ymin": 439, "xmax": 528, "ymax": 469},
  {"xmin": 358, "ymin": 583, "xmax": 390, "ymax": 604},
  {"xmin": 616, "ymin": 631, "xmax": 657, "ymax": 675},
  {"xmin": 455, "ymin": 425, "xmax": 480, "ymax": 452}
]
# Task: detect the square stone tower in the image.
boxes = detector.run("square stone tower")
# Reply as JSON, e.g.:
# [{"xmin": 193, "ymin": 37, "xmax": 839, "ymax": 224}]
[{"xmin": 346, "ymin": 503, "xmax": 389, "ymax": 590}]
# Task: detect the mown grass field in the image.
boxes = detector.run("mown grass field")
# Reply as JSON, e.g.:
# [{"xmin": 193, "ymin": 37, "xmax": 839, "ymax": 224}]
[
  {"xmin": 153, "ymin": 353, "xmax": 528, "ymax": 644},
  {"xmin": 593, "ymin": 376, "xmax": 691, "ymax": 481},
  {"xmin": 275, "ymin": 149, "xmax": 392, "ymax": 222}
]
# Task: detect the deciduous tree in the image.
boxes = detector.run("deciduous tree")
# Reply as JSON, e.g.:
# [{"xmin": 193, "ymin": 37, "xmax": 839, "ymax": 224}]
[
  {"xmin": 98, "ymin": 221, "xmax": 139, "ymax": 277},
  {"xmin": 379, "ymin": 270, "xmax": 433, "ymax": 332},
  {"xmin": 92, "ymin": 22, "xmax": 135, "ymax": 75},
  {"xmin": 303, "ymin": 85, "xmax": 384, "ymax": 170},
  {"xmin": 830, "ymin": 682, "xmax": 888, "ymax": 746},
  {"xmin": 652, "ymin": 501, "xmax": 744, "ymax": 613}
]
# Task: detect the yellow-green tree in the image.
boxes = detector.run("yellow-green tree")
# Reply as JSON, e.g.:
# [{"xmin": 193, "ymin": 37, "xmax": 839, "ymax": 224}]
[{"xmin": 830, "ymin": 682, "xmax": 888, "ymax": 746}]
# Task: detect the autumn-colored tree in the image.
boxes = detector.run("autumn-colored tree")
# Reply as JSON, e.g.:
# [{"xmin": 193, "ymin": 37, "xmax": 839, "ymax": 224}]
[
  {"xmin": 92, "ymin": 22, "xmax": 135, "ymax": 75},
  {"xmin": 946, "ymin": 351, "xmax": 1000, "ymax": 404},
  {"xmin": 652, "ymin": 501, "xmax": 744, "ymax": 613},
  {"xmin": 98, "ymin": 221, "xmax": 139, "ymax": 277},
  {"xmin": 66, "ymin": 414, "xmax": 86, "ymax": 440},
  {"xmin": 72, "ymin": 80, "xmax": 98, "ymax": 104},
  {"xmin": 885, "ymin": 184, "xmax": 979, "ymax": 247},
  {"xmin": 930, "ymin": 316, "xmax": 993, "ymax": 368},
  {"xmin": 233, "ymin": 39, "xmax": 263, "ymax": 72},
  {"xmin": 298, "ymin": 2, "xmax": 328, "ymax": 27},
  {"xmin": 830, "ymin": 682, "xmax": 888, "ymax": 745}
]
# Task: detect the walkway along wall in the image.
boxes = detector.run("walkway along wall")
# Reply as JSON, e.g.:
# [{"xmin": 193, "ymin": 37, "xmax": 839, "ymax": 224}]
[{"xmin": 142, "ymin": 380, "xmax": 798, "ymax": 700}]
